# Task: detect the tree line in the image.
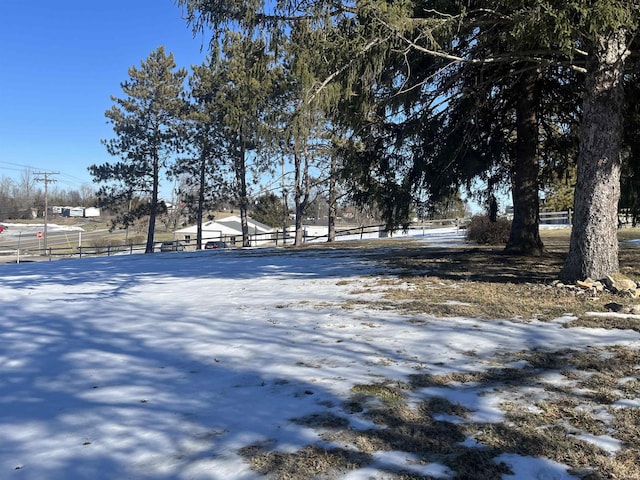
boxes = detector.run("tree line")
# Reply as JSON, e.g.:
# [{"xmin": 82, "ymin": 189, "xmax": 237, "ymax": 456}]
[
  {"xmin": 0, "ymin": 170, "xmax": 95, "ymax": 221},
  {"xmin": 91, "ymin": 0, "xmax": 640, "ymax": 282}
]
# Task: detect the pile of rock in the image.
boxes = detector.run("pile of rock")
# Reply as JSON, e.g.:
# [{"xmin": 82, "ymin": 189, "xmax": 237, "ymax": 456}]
[{"xmin": 552, "ymin": 273, "xmax": 640, "ymax": 298}]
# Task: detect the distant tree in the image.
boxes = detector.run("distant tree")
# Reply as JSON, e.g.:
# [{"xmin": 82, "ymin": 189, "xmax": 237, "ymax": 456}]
[
  {"xmin": 80, "ymin": 184, "xmax": 96, "ymax": 206},
  {"xmin": 9, "ymin": 168, "xmax": 38, "ymax": 211},
  {"xmin": 90, "ymin": 47, "xmax": 187, "ymax": 253},
  {"xmin": 542, "ymin": 166, "xmax": 576, "ymax": 213},
  {"xmin": 251, "ymin": 193, "xmax": 284, "ymax": 228},
  {"xmin": 0, "ymin": 176, "xmax": 18, "ymax": 220},
  {"xmin": 427, "ymin": 190, "xmax": 469, "ymax": 220},
  {"xmin": 67, "ymin": 189, "xmax": 82, "ymax": 205}
]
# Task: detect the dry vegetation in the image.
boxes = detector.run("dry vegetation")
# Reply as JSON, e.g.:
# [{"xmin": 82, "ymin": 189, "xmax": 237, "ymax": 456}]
[{"xmin": 240, "ymin": 229, "xmax": 640, "ymax": 479}]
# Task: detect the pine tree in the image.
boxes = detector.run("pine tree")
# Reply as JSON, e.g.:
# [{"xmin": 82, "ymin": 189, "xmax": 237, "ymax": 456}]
[
  {"xmin": 173, "ymin": 57, "xmax": 229, "ymax": 250},
  {"xmin": 215, "ymin": 32, "xmax": 279, "ymax": 247},
  {"xmin": 560, "ymin": 3, "xmax": 637, "ymax": 281},
  {"xmin": 90, "ymin": 47, "xmax": 187, "ymax": 253}
]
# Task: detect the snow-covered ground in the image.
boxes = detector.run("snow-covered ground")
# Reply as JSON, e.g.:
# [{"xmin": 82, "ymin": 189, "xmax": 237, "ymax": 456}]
[
  {"xmin": 0, "ymin": 222, "xmax": 84, "ymax": 235},
  {"xmin": 0, "ymin": 229, "xmax": 637, "ymax": 479}
]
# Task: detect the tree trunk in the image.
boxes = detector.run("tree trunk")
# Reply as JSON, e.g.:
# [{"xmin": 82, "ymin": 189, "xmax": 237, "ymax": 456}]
[
  {"xmin": 145, "ymin": 152, "xmax": 159, "ymax": 254},
  {"xmin": 327, "ymin": 153, "xmax": 337, "ymax": 243},
  {"xmin": 196, "ymin": 148, "xmax": 206, "ymax": 250},
  {"xmin": 560, "ymin": 31, "xmax": 628, "ymax": 282},
  {"xmin": 238, "ymin": 129, "xmax": 250, "ymax": 247},
  {"xmin": 505, "ymin": 68, "xmax": 545, "ymax": 256},
  {"xmin": 294, "ymin": 150, "xmax": 305, "ymax": 246}
]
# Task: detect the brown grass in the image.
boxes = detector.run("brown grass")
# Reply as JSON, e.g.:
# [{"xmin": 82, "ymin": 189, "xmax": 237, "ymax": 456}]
[{"xmin": 355, "ymin": 228, "xmax": 640, "ymax": 322}]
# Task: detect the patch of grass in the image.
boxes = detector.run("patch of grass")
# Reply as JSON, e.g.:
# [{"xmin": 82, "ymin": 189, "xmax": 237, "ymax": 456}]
[
  {"xmin": 351, "ymin": 383, "xmax": 405, "ymax": 404},
  {"xmin": 567, "ymin": 316, "xmax": 640, "ymax": 333},
  {"xmin": 420, "ymin": 397, "xmax": 470, "ymax": 418},
  {"xmin": 291, "ymin": 413, "xmax": 350, "ymax": 429},
  {"xmin": 445, "ymin": 449, "xmax": 513, "ymax": 480},
  {"xmin": 374, "ymin": 275, "xmax": 616, "ymax": 321},
  {"xmin": 408, "ymin": 367, "xmax": 532, "ymax": 389},
  {"xmin": 239, "ymin": 444, "xmax": 369, "ymax": 480}
]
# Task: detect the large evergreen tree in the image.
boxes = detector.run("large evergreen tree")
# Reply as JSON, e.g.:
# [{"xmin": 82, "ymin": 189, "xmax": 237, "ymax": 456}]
[
  {"xmin": 174, "ymin": 57, "xmax": 229, "ymax": 250},
  {"xmin": 90, "ymin": 47, "xmax": 187, "ymax": 253},
  {"xmin": 560, "ymin": 33, "xmax": 628, "ymax": 280},
  {"xmin": 215, "ymin": 32, "xmax": 279, "ymax": 247}
]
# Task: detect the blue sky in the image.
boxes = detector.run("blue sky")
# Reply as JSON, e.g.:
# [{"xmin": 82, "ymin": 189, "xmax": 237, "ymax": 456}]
[{"xmin": 0, "ymin": 0, "xmax": 209, "ymax": 196}]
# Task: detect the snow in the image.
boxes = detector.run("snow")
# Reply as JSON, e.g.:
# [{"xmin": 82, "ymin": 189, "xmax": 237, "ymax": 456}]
[
  {"xmin": 0, "ymin": 222, "xmax": 84, "ymax": 235},
  {"xmin": 571, "ymin": 434, "xmax": 623, "ymax": 454},
  {"xmin": 1, "ymin": 229, "xmax": 638, "ymax": 479},
  {"xmin": 497, "ymin": 454, "xmax": 579, "ymax": 480}
]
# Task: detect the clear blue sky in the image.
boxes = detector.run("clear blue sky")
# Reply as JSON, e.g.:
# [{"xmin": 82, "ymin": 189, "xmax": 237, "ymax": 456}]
[{"xmin": 0, "ymin": 0, "xmax": 209, "ymax": 196}]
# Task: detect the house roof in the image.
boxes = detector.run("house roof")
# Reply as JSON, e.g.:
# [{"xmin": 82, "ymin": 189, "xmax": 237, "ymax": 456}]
[
  {"xmin": 175, "ymin": 215, "xmax": 273, "ymax": 236},
  {"xmin": 216, "ymin": 215, "xmax": 273, "ymax": 233}
]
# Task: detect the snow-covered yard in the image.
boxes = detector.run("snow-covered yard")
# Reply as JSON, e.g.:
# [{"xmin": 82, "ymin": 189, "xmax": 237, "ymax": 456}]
[{"xmin": 1, "ymin": 232, "xmax": 638, "ymax": 479}]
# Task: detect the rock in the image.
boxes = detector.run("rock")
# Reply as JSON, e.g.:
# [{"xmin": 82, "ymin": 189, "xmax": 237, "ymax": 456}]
[
  {"xmin": 604, "ymin": 302, "xmax": 640, "ymax": 314},
  {"xmin": 602, "ymin": 273, "xmax": 638, "ymax": 295},
  {"xmin": 576, "ymin": 279, "xmax": 594, "ymax": 289},
  {"xmin": 605, "ymin": 302, "xmax": 626, "ymax": 313}
]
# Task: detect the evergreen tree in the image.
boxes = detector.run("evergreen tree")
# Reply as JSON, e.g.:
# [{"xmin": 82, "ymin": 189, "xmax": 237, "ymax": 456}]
[
  {"xmin": 542, "ymin": 166, "xmax": 576, "ymax": 213},
  {"xmin": 90, "ymin": 47, "xmax": 187, "ymax": 253},
  {"xmin": 215, "ymin": 31, "xmax": 279, "ymax": 247},
  {"xmin": 251, "ymin": 193, "xmax": 284, "ymax": 228},
  {"xmin": 560, "ymin": 3, "xmax": 637, "ymax": 281},
  {"xmin": 174, "ymin": 57, "xmax": 229, "ymax": 250}
]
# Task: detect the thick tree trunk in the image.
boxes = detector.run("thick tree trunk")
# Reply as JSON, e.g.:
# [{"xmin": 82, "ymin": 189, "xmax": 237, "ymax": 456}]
[
  {"xmin": 560, "ymin": 31, "xmax": 628, "ymax": 282},
  {"xmin": 505, "ymin": 69, "xmax": 545, "ymax": 256}
]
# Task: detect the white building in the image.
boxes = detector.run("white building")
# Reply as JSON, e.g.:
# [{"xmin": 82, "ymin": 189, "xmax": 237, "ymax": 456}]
[
  {"xmin": 83, "ymin": 207, "xmax": 101, "ymax": 218},
  {"xmin": 175, "ymin": 215, "xmax": 274, "ymax": 247}
]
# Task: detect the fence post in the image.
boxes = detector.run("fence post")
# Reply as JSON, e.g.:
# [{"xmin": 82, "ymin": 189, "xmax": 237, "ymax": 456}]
[{"xmin": 78, "ymin": 246, "xmax": 82, "ymax": 259}]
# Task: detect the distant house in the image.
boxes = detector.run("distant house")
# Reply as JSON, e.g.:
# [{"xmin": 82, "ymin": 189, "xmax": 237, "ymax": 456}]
[{"xmin": 175, "ymin": 215, "xmax": 273, "ymax": 248}]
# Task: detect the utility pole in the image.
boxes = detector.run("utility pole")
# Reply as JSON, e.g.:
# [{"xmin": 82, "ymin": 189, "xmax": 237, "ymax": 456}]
[{"xmin": 34, "ymin": 171, "xmax": 59, "ymax": 253}]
